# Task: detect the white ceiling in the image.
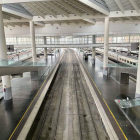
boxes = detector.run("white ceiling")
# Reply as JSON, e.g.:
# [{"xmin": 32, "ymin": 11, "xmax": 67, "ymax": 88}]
[{"xmin": 2, "ymin": 0, "xmax": 140, "ymax": 27}]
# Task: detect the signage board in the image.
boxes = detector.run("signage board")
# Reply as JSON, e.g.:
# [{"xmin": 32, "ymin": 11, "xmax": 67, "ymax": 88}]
[
  {"xmin": 131, "ymin": 43, "xmax": 139, "ymax": 51},
  {"xmin": 7, "ymin": 45, "xmax": 14, "ymax": 52}
]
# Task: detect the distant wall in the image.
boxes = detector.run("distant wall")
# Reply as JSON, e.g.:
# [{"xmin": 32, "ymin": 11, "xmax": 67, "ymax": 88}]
[{"xmin": 4, "ymin": 22, "xmax": 140, "ymax": 37}]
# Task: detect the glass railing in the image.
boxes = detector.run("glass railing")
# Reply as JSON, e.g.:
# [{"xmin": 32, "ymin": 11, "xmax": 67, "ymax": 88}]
[
  {"xmin": 0, "ymin": 49, "xmax": 63, "ymax": 67},
  {"xmin": 107, "ymin": 63, "xmax": 137, "ymax": 68},
  {"xmin": 0, "ymin": 59, "xmax": 48, "ymax": 67},
  {"xmin": 115, "ymin": 97, "xmax": 140, "ymax": 135},
  {"xmin": 115, "ymin": 98, "xmax": 140, "ymax": 108},
  {"xmin": 97, "ymin": 62, "xmax": 138, "ymax": 68}
]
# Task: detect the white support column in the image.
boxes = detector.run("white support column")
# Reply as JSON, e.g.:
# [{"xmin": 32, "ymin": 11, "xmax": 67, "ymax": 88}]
[
  {"xmin": 103, "ymin": 17, "xmax": 110, "ymax": 76},
  {"xmin": 44, "ymin": 48, "xmax": 47, "ymax": 59},
  {"xmin": 135, "ymin": 46, "xmax": 140, "ymax": 98},
  {"xmin": 44, "ymin": 36, "xmax": 46, "ymax": 45},
  {"xmin": 0, "ymin": 5, "xmax": 12, "ymax": 100},
  {"xmin": 44, "ymin": 36, "xmax": 47, "ymax": 59},
  {"xmin": 30, "ymin": 21, "xmax": 37, "ymax": 62},
  {"xmin": 92, "ymin": 47, "xmax": 95, "ymax": 64}
]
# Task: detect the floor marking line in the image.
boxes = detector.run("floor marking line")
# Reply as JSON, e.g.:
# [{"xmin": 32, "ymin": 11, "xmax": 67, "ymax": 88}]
[
  {"xmin": 79, "ymin": 56, "xmax": 128, "ymax": 140},
  {"xmin": 8, "ymin": 53, "xmax": 64, "ymax": 140},
  {"xmin": 103, "ymin": 98, "xmax": 128, "ymax": 140},
  {"xmin": 8, "ymin": 69, "xmax": 52, "ymax": 140}
]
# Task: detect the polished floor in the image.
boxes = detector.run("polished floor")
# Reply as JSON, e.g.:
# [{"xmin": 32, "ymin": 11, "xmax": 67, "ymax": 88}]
[
  {"xmin": 0, "ymin": 54, "xmax": 61, "ymax": 140},
  {"xmin": 78, "ymin": 52, "xmax": 140, "ymax": 140}
]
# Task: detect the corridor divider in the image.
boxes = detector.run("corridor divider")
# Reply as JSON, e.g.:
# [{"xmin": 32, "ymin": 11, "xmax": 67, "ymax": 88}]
[{"xmin": 8, "ymin": 50, "xmax": 65, "ymax": 140}]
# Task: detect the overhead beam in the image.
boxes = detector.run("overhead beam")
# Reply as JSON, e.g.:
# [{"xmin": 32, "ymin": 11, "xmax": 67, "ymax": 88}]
[
  {"xmin": 83, "ymin": 19, "xmax": 96, "ymax": 24},
  {"xmin": 45, "ymin": 21, "xmax": 53, "ymax": 26},
  {"xmin": 14, "ymin": 23, "xmax": 22, "ymax": 27},
  {"xmin": 44, "ymin": 21, "xmax": 92, "ymax": 26},
  {"xmin": 7, "ymin": 22, "xmax": 15, "ymax": 27},
  {"xmin": 34, "ymin": 21, "xmax": 45, "ymax": 26},
  {"xmin": 23, "ymin": 23, "xmax": 29, "ymax": 26},
  {"xmin": 136, "ymin": 16, "xmax": 140, "ymax": 20},
  {"xmin": 108, "ymin": 19, "xmax": 140, "ymax": 24},
  {"xmin": 72, "ymin": 20, "xmax": 79, "ymax": 25},
  {"xmin": 4, "ymin": 23, "xmax": 8, "ymax": 27},
  {"xmin": 3, "ymin": 14, "xmax": 10, "ymax": 20},
  {"xmin": 77, "ymin": 0, "xmax": 109, "ymax": 15},
  {"xmin": 3, "ymin": 12, "xmax": 21, "ymax": 19},
  {"xmin": 62, "ymin": 20, "xmax": 69, "ymax": 25},
  {"xmin": 118, "ymin": 18, "xmax": 124, "ymax": 22},
  {"xmin": 114, "ymin": 0, "xmax": 125, "ymax": 14},
  {"xmin": 128, "ymin": 0, "xmax": 140, "ymax": 13},
  {"xmin": 4, "ymin": 19, "xmax": 30, "ymax": 23},
  {"xmin": 109, "ymin": 10, "xmax": 140, "ymax": 18},
  {"xmin": 78, "ymin": 20, "xmax": 87, "ymax": 24},
  {"xmin": 5, "ymin": 22, "xmax": 29, "ymax": 27},
  {"xmin": 4, "ymin": 19, "xmax": 44, "ymax": 27},
  {"xmin": 127, "ymin": 17, "xmax": 134, "ymax": 22},
  {"xmin": 57, "ymin": 21, "xmax": 61, "ymax": 25},
  {"xmin": 33, "ymin": 13, "xmax": 105, "ymax": 22},
  {"xmin": 110, "ymin": 18, "xmax": 115, "ymax": 23}
]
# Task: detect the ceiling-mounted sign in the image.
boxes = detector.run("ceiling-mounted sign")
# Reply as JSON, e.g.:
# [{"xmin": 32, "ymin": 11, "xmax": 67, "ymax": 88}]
[
  {"xmin": 7, "ymin": 45, "xmax": 14, "ymax": 52},
  {"xmin": 131, "ymin": 43, "xmax": 139, "ymax": 51}
]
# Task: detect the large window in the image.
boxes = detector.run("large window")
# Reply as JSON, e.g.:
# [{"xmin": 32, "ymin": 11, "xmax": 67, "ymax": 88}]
[
  {"xmin": 54, "ymin": 36, "xmax": 59, "ymax": 44},
  {"xmin": 130, "ymin": 34, "xmax": 139, "ymax": 42},
  {"xmin": 65, "ymin": 36, "xmax": 72, "ymax": 44},
  {"xmin": 45, "ymin": 35, "xmax": 93, "ymax": 44},
  {"xmin": 109, "ymin": 35, "xmax": 113, "ymax": 43},
  {"xmin": 46, "ymin": 37, "xmax": 51, "ymax": 44},
  {"xmin": 122, "ymin": 34, "xmax": 129, "ymax": 43},
  {"xmin": 73, "ymin": 36, "xmax": 79, "ymax": 44},
  {"xmin": 84, "ymin": 36, "xmax": 87, "ymax": 44},
  {"xmin": 60, "ymin": 36, "xmax": 65, "ymax": 44},
  {"xmin": 17, "ymin": 37, "xmax": 31, "ymax": 45},
  {"xmin": 79, "ymin": 36, "xmax": 84, "ymax": 44},
  {"xmin": 6, "ymin": 35, "xmax": 93, "ymax": 45},
  {"xmin": 6, "ymin": 34, "xmax": 140, "ymax": 45},
  {"xmin": 116, "ymin": 34, "xmax": 122, "ymax": 43},
  {"xmin": 88, "ymin": 36, "xmax": 92, "ymax": 44},
  {"xmin": 96, "ymin": 34, "xmax": 131, "ymax": 44},
  {"xmin": 36, "ymin": 37, "xmax": 44, "ymax": 44},
  {"xmin": 96, "ymin": 35, "xmax": 103, "ymax": 43},
  {"xmin": 6, "ymin": 37, "xmax": 17, "ymax": 45},
  {"xmin": 51, "ymin": 37, "xmax": 55, "ymax": 44}
]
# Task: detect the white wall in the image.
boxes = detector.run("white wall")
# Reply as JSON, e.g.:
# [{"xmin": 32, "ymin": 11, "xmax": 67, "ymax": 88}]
[{"xmin": 4, "ymin": 22, "xmax": 140, "ymax": 37}]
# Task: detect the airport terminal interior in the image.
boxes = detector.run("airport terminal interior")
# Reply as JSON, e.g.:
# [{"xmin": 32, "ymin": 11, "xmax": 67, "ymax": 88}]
[{"xmin": 1, "ymin": 0, "xmax": 140, "ymax": 140}]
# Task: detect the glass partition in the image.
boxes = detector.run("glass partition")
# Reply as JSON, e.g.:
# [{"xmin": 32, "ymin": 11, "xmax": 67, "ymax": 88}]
[
  {"xmin": 6, "ymin": 37, "xmax": 17, "ymax": 45},
  {"xmin": 116, "ymin": 34, "xmax": 122, "ymax": 43},
  {"xmin": 88, "ymin": 35, "xmax": 92, "ymax": 44},
  {"xmin": 36, "ymin": 37, "xmax": 44, "ymax": 44},
  {"xmin": 130, "ymin": 33, "xmax": 139, "ymax": 42},
  {"xmin": 5, "ymin": 33, "xmax": 140, "ymax": 45},
  {"xmin": 46, "ymin": 36, "xmax": 51, "ymax": 44}
]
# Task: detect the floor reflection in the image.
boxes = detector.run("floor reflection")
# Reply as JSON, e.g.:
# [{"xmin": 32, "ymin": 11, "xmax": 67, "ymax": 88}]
[{"xmin": 78, "ymin": 51, "xmax": 140, "ymax": 139}]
